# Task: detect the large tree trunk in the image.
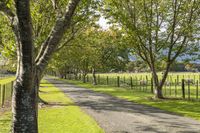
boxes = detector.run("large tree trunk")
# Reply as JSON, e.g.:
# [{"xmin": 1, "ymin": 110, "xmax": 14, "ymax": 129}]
[
  {"xmin": 12, "ymin": 0, "xmax": 37, "ymax": 132},
  {"xmin": 12, "ymin": 73, "xmax": 40, "ymax": 133}
]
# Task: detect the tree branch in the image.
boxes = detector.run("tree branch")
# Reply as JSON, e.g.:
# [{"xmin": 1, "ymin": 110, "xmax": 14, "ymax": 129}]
[
  {"xmin": 35, "ymin": 0, "xmax": 81, "ymax": 73},
  {"xmin": 0, "ymin": 1, "xmax": 15, "ymax": 19}
]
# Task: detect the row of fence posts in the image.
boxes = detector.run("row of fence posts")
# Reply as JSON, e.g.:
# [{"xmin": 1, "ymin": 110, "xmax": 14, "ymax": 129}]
[
  {"xmin": 70, "ymin": 74, "xmax": 200, "ymax": 100},
  {"xmin": 0, "ymin": 81, "xmax": 13, "ymax": 108}
]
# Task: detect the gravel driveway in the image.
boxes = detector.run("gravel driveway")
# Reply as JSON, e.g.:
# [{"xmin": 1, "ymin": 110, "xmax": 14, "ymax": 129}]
[{"xmin": 47, "ymin": 78, "xmax": 200, "ymax": 133}]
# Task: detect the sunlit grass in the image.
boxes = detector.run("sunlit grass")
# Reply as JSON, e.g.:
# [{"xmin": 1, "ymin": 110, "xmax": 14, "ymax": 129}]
[
  {"xmin": 0, "ymin": 80, "xmax": 104, "ymax": 133},
  {"xmin": 0, "ymin": 77, "xmax": 15, "ymax": 84},
  {"xmin": 63, "ymin": 79, "xmax": 200, "ymax": 121}
]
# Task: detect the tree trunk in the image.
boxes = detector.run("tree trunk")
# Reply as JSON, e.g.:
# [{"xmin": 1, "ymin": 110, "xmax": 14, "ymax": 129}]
[
  {"xmin": 151, "ymin": 66, "xmax": 164, "ymax": 99},
  {"xmin": 12, "ymin": 81, "xmax": 38, "ymax": 133},
  {"xmin": 152, "ymin": 63, "xmax": 171, "ymax": 99},
  {"xmin": 0, "ymin": 0, "xmax": 81, "ymax": 132},
  {"xmin": 154, "ymin": 86, "xmax": 164, "ymax": 99},
  {"xmin": 92, "ymin": 68, "xmax": 97, "ymax": 85},
  {"xmin": 11, "ymin": 0, "xmax": 38, "ymax": 132}
]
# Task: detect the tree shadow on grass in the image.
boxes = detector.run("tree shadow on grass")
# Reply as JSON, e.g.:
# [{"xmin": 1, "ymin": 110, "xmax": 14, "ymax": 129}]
[
  {"xmin": 40, "ymin": 102, "xmax": 75, "ymax": 108},
  {"xmin": 46, "ymin": 78, "xmax": 200, "ymax": 133}
]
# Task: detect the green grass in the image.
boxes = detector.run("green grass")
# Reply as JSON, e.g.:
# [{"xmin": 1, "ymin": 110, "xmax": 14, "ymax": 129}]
[
  {"xmin": 62, "ymin": 79, "xmax": 200, "ymax": 121},
  {"xmin": 0, "ymin": 81, "xmax": 104, "ymax": 133},
  {"xmin": 83, "ymin": 72, "xmax": 200, "ymax": 99},
  {"xmin": 94, "ymin": 72, "xmax": 200, "ymax": 82},
  {"xmin": 0, "ymin": 77, "xmax": 15, "ymax": 84}
]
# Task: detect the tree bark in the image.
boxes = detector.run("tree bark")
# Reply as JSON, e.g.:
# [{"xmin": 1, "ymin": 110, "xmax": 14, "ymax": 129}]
[
  {"xmin": 152, "ymin": 62, "xmax": 172, "ymax": 99},
  {"xmin": 151, "ymin": 64, "xmax": 164, "ymax": 99},
  {"xmin": 92, "ymin": 67, "xmax": 97, "ymax": 85},
  {"xmin": 12, "ymin": 0, "xmax": 37, "ymax": 132}
]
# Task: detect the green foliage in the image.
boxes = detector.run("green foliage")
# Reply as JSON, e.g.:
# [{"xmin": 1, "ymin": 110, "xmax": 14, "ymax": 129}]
[
  {"xmin": 48, "ymin": 28, "xmax": 130, "ymax": 75},
  {"xmin": 103, "ymin": 0, "xmax": 200, "ymax": 70}
]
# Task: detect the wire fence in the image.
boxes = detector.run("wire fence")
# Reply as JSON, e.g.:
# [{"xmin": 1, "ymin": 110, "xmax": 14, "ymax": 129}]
[
  {"xmin": 0, "ymin": 74, "xmax": 15, "ymax": 79},
  {"xmin": 0, "ymin": 81, "xmax": 14, "ymax": 108},
  {"xmin": 64, "ymin": 74, "xmax": 200, "ymax": 101}
]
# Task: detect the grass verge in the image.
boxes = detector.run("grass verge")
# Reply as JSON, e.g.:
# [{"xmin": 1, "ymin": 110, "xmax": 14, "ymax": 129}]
[
  {"xmin": 0, "ymin": 77, "xmax": 15, "ymax": 84},
  {"xmin": 62, "ymin": 79, "xmax": 200, "ymax": 121},
  {"xmin": 0, "ymin": 80, "xmax": 104, "ymax": 133}
]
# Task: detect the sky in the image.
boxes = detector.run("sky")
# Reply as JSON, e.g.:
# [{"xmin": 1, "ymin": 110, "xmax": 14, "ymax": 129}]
[{"xmin": 98, "ymin": 16, "xmax": 110, "ymax": 30}]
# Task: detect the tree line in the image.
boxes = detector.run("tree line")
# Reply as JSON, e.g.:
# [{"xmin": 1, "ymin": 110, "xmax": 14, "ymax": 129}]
[{"xmin": 0, "ymin": 0, "xmax": 199, "ymax": 132}]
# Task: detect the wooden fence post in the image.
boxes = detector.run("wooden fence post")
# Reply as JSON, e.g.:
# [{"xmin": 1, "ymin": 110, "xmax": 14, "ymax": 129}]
[
  {"xmin": 151, "ymin": 78, "xmax": 154, "ymax": 94},
  {"xmin": 175, "ymin": 79, "xmax": 177, "ymax": 97},
  {"xmin": 196, "ymin": 81, "xmax": 198, "ymax": 99},
  {"xmin": 1, "ymin": 84, "xmax": 5, "ymax": 107},
  {"xmin": 146, "ymin": 75, "xmax": 148, "ymax": 92},
  {"xmin": 188, "ymin": 81, "xmax": 190, "ymax": 100},
  {"xmin": 0, "ymin": 84, "xmax": 1, "ymax": 107},
  {"xmin": 106, "ymin": 76, "xmax": 109, "ymax": 85},
  {"xmin": 98, "ymin": 75, "xmax": 100, "ymax": 84},
  {"xmin": 182, "ymin": 79, "xmax": 185, "ymax": 99},
  {"xmin": 136, "ymin": 77, "xmax": 138, "ymax": 88},
  {"xmin": 169, "ymin": 81, "xmax": 172, "ymax": 96},
  {"xmin": 177, "ymin": 75, "xmax": 179, "ymax": 85},
  {"xmin": 117, "ymin": 76, "xmax": 120, "ymax": 87},
  {"xmin": 130, "ymin": 77, "xmax": 133, "ymax": 89},
  {"xmin": 11, "ymin": 81, "xmax": 14, "ymax": 96}
]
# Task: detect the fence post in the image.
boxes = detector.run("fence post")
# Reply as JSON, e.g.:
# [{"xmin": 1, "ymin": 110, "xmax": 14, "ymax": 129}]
[
  {"xmin": 87, "ymin": 75, "xmax": 89, "ymax": 82},
  {"xmin": 117, "ymin": 76, "xmax": 120, "ymax": 87},
  {"xmin": 136, "ymin": 77, "xmax": 138, "ymax": 89},
  {"xmin": 11, "ymin": 81, "xmax": 14, "ymax": 96},
  {"xmin": 182, "ymin": 79, "xmax": 185, "ymax": 99},
  {"xmin": 196, "ymin": 81, "xmax": 198, "ymax": 99},
  {"xmin": 177, "ymin": 75, "xmax": 179, "ymax": 85},
  {"xmin": 1, "ymin": 84, "xmax": 5, "ymax": 107},
  {"xmin": 146, "ymin": 76, "xmax": 148, "ymax": 92},
  {"xmin": 106, "ymin": 76, "xmax": 109, "ymax": 85},
  {"xmin": 188, "ymin": 81, "xmax": 190, "ymax": 100},
  {"xmin": 169, "ymin": 81, "xmax": 172, "ymax": 96},
  {"xmin": 0, "ymin": 84, "xmax": 1, "ymax": 107},
  {"xmin": 175, "ymin": 79, "xmax": 177, "ymax": 97},
  {"xmin": 98, "ymin": 75, "xmax": 100, "ymax": 84},
  {"xmin": 151, "ymin": 78, "xmax": 154, "ymax": 94},
  {"xmin": 130, "ymin": 77, "xmax": 133, "ymax": 89}
]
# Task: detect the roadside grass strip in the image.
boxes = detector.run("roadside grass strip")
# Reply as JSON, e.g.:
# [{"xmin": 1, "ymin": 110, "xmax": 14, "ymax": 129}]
[
  {"xmin": 62, "ymin": 79, "xmax": 200, "ymax": 121},
  {"xmin": 0, "ymin": 80, "xmax": 104, "ymax": 133}
]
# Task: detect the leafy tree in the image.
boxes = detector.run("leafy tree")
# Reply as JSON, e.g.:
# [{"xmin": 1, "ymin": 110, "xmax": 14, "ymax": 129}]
[
  {"xmin": 48, "ymin": 27, "xmax": 130, "ymax": 84},
  {"xmin": 104, "ymin": 0, "xmax": 200, "ymax": 98},
  {"xmin": 0, "ymin": 0, "xmax": 100, "ymax": 132}
]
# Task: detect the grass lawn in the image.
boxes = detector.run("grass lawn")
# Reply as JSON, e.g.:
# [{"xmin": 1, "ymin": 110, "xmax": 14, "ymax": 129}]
[
  {"xmin": 62, "ymin": 79, "xmax": 200, "ymax": 121},
  {"xmin": 0, "ymin": 81, "xmax": 104, "ymax": 133},
  {"xmin": 0, "ymin": 77, "xmax": 15, "ymax": 84}
]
